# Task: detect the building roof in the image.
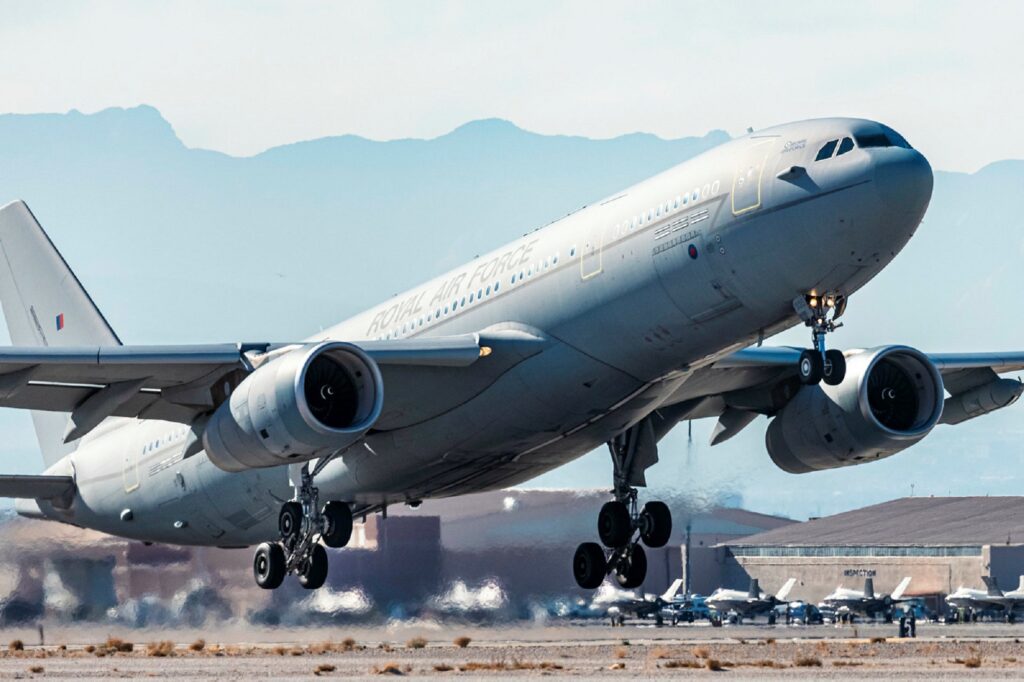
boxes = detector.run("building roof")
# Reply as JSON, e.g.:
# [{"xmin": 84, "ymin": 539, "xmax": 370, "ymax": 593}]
[
  {"xmin": 392, "ymin": 489, "xmax": 793, "ymax": 550},
  {"xmin": 727, "ymin": 497, "xmax": 1024, "ymax": 547}
]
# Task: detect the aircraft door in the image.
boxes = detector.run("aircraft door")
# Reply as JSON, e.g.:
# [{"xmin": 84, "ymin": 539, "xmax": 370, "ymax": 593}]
[
  {"xmin": 731, "ymin": 139, "xmax": 776, "ymax": 216},
  {"xmin": 579, "ymin": 225, "xmax": 604, "ymax": 280},
  {"xmin": 122, "ymin": 438, "xmax": 139, "ymax": 493}
]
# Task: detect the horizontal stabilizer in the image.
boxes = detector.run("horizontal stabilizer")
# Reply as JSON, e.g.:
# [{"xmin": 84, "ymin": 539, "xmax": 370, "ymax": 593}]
[{"xmin": 0, "ymin": 474, "xmax": 74, "ymax": 501}]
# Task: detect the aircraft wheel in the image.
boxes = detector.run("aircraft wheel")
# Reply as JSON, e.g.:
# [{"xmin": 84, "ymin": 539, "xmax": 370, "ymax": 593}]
[
  {"xmin": 823, "ymin": 349, "xmax": 846, "ymax": 385},
  {"xmin": 798, "ymin": 349, "xmax": 823, "ymax": 385},
  {"xmin": 573, "ymin": 542, "xmax": 607, "ymax": 589},
  {"xmin": 298, "ymin": 544, "xmax": 329, "ymax": 590},
  {"xmin": 615, "ymin": 544, "xmax": 647, "ymax": 589},
  {"xmin": 639, "ymin": 501, "xmax": 672, "ymax": 548},
  {"xmin": 598, "ymin": 501, "xmax": 632, "ymax": 548},
  {"xmin": 279, "ymin": 501, "xmax": 302, "ymax": 541},
  {"xmin": 253, "ymin": 542, "xmax": 286, "ymax": 590},
  {"xmin": 322, "ymin": 501, "xmax": 353, "ymax": 548}
]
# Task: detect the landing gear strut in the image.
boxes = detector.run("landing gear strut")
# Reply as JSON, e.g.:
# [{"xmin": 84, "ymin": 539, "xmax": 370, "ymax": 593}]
[
  {"xmin": 252, "ymin": 455, "xmax": 354, "ymax": 590},
  {"xmin": 794, "ymin": 293, "xmax": 847, "ymax": 386},
  {"xmin": 573, "ymin": 419, "xmax": 672, "ymax": 590}
]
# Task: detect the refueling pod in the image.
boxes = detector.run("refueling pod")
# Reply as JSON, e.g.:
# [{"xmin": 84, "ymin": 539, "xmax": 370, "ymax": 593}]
[
  {"xmin": 766, "ymin": 346, "xmax": 944, "ymax": 473},
  {"xmin": 203, "ymin": 341, "xmax": 383, "ymax": 472}
]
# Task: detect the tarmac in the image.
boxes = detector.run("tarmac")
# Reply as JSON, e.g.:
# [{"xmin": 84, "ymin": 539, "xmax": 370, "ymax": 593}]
[{"xmin": 1, "ymin": 622, "xmax": 1023, "ymax": 678}]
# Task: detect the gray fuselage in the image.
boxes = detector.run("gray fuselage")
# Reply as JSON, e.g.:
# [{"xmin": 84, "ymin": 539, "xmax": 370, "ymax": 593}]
[{"xmin": 26, "ymin": 117, "xmax": 933, "ymax": 547}]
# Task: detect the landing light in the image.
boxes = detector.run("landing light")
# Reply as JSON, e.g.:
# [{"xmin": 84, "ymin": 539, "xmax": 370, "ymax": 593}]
[
  {"xmin": 809, "ymin": 297, "xmax": 818, "ymax": 308},
  {"xmin": 480, "ymin": 346, "xmax": 492, "ymax": 357}
]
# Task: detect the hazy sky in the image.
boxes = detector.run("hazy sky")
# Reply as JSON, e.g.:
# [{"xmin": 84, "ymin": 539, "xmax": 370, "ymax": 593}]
[{"xmin": 1, "ymin": 1, "xmax": 1020, "ymax": 171}]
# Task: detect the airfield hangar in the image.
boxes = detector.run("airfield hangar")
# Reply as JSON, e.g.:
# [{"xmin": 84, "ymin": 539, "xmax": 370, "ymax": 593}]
[{"xmin": 699, "ymin": 497, "xmax": 1024, "ymax": 606}]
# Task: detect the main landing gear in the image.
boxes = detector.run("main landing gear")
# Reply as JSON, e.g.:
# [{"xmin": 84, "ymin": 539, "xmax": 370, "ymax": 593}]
[
  {"xmin": 794, "ymin": 292, "xmax": 847, "ymax": 387},
  {"xmin": 573, "ymin": 420, "xmax": 672, "ymax": 590},
  {"xmin": 252, "ymin": 459, "xmax": 353, "ymax": 590}
]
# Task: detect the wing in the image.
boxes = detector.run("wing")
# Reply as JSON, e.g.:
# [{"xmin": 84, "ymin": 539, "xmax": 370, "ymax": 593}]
[
  {"xmin": 0, "ymin": 330, "xmax": 544, "ymax": 441},
  {"xmin": 653, "ymin": 345, "xmax": 1024, "ymax": 444},
  {"xmin": 0, "ymin": 474, "xmax": 74, "ymax": 501}
]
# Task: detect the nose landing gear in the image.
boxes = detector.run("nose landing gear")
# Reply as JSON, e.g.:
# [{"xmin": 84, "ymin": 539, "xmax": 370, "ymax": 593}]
[
  {"xmin": 252, "ymin": 457, "xmax": 354, "ymax": 590},
  {"xmin": 794, "ymin": 293, "xmax": 847, "ymax": 386},
  {"xmin": 572, "ymin": 421, "xmax": 673, "ymax": 590}
]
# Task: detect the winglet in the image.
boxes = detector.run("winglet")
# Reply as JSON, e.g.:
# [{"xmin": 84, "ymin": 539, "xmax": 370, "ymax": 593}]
[
  {"xmin": 775, "ymin": 577, "xmax": 797, "ymax": 602},
  {"xmin": 891, "ymin": 576, "xmax": 912, "ymax": 600},
  {"xmin": 660, "ymin": 578, "xmax": 684, "ymax": 602}
]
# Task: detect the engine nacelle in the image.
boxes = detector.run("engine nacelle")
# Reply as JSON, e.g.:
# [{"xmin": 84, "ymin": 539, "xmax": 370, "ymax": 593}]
[
  {"xmin": 203, "ymin": 341, "xmax": 383, "ymax": 472},
  {"xmin": 766, "ymin": 346, "xmax": 944, "ymax": 474}
]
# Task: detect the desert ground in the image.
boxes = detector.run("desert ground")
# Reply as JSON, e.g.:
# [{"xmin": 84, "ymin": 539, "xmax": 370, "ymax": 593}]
[{"xmin": 1, "ymin": 622, "xmax": 1023, "ymax": 678}]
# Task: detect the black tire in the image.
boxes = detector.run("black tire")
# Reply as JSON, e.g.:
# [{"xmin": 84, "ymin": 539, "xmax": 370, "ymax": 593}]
[
  {"xmin": 322, "ymin": 501, "xmax": 353, "ymax": 548},
  {"xmin": 573, "ymin": 542, "xmax": 607, "ymax": 589},
  {"xmin": 298, "ymin": 543, "xmax": 329, "ymax": 590},
  {"xmin": 279, "ymin": 501, "xmax": 302, "ymax": 540},
  {"xmin": 598, "ymin": 501, "xmax": 632, "ymax": 548},
  {"xmin": 253, "ymin": 542, "xmax": 286, "ymax": 590},
  {"xmin": 615, "ymin": 544, "xmax": 647, "ymax": 589},
  {"xmin": 823, "ymin": 349, "xmax": 846, "ymax": 386},
  {"xmin": 639, "ymin": 501, "xmax": 672, "ymax": 548},
  {"xmin": 798, "ymin": 349, "xmax": 823, "ymax": 385}
]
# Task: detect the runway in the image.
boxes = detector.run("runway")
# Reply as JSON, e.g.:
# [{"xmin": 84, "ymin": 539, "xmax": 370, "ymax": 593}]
[{"xmin": 1, "ymin": 623, "xmax": 1023, "ymax": 678}]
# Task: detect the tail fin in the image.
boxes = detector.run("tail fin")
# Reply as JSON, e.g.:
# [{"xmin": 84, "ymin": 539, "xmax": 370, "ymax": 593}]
[
  {"xmin": 660, "ymin": 578, "xmax": 683, "ymax": 602},
  {"xmin": 891, "ymin": 576, "xmax": 912, "ymax": 600},
  {"xmin": 863, "ymin": 577, "xmax": 875, "ymax": 598},
  {"xmin": 775, "ymin": 577, "xmax": 797, "ymax": 602},
  {"xmin": 0, "ymin": 201, "xmax": 121, "ymax": 466},
  {"xmin": 982, "ymin": 576, "xmax": 1004, "ymax": 597},
  {"xmin": 748, "ymin": 578, "xmax": 760, "ymax": 599}
]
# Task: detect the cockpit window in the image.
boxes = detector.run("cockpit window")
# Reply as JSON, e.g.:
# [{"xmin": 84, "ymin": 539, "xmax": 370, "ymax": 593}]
[
  {"xmin": 836, "ymin": 137, "xmax": 854, "ymax": 156},
  {"xmin": 815, "ymin": 139, "xmax": 838, "ymax": 161},
  {"xmin": 855, "ymin": 127, "xmax": 913, "ymax": 150}
]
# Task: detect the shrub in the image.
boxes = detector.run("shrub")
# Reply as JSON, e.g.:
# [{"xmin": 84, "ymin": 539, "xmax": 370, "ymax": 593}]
[
  {"xmin": 453, "ymin": 636, "xmax": 471, "ymax": 648},
  {"xmin": 705, "ymin": 658, "xmax": 724, "ymax": 671},
  {"xmin": 146, "ymin": 641, "xmax": 175, "ymax": 657},
  {"xmin": 105, "ymin": 637, "xmax": 133, "ymax": 653},
  {"xmin": 189, "ymin": 639, "xmax": 205, "ymax": 652},
  {"xmin": 28, "ymin": 665, "xmax": 43, "ymax": 673},
  {"xmin": 314, "ymin": 663, "xmax": 336, "ymax": 676},
  {"xmin": 8, "ymin": 640, "xmax": 24, "ymax": 652},
  {"xmin": 405, "ymin": 637, "xmax": 427, "ymax": 649},
  {"xmin": 794, "ymin": 655, "xmax": 822, "ymax": 667}
]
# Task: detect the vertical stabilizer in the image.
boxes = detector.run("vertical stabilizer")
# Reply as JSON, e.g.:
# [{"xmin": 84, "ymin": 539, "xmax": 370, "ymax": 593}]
[
  {"xmin": 660, "ymin": 578, "xmax": 683, "ymax": 602},
  {"xmin": 891, "ymin": 576, "xmax": 912, "ymax": 600},
  {"xmin": 775, "ymin": 577, "xmax": 797, "ymax": 602},
  {"xmin": 0, "ymin": 201, "xmax": 121, "ymax": 466},
  {"xmin": 982, "ymin": 576, "xmax": 1004, "ymax": 597},
  {"xmin": 863, "ymin": 577, "xmax": 875, "ymax": 598},
  {"xmin": 748, "ymin": 578, "xmax": 760, "ymax": 599}
]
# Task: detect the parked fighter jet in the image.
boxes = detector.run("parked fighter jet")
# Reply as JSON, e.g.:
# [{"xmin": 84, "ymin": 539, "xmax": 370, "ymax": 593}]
[
  {"xmin": 706, "ymin": 578, "xmax": 797, "ymax": 623},
  {"xmin": 821, "ymin": 577, "xmax": 911, "ymax": 622},
  {"xmin": 946, "ymin": 576, "xmax": 1024, "ymax": 622},
  {"xmin": 591, "ymin": 578, "xmax": 684, "ymax": 625}
]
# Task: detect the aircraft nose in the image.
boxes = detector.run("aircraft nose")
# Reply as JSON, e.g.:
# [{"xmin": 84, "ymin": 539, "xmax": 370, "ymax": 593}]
[{"xmin": 873, "ymin": 148, "xmax": 934, "ymax": 217}]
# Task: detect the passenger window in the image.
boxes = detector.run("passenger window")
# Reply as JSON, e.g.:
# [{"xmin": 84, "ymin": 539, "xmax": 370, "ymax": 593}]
[
  {"xmin": 836, "ymin": 137, "xmax": 854, "ymax": 156},
  {"xmin": 486, "ymin": 285, "xmax": 491, "ymax": 295},
  {"xmin": 815, "ymin": 139, "xmax": 838, "ymax": 160}
]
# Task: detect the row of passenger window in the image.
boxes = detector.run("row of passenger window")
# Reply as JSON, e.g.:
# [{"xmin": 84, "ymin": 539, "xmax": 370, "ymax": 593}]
[
  {"xmin": 612, "ymin": 182, "xmax": 720, "ymax": 238},
  {"xmin": 142, "ymin": 426, "xmax": 188, "ymax": 455}
]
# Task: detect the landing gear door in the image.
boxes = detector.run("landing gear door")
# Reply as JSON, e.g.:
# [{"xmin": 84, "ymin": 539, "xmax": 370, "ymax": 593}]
[{"xmin": 731, "ymin": 139, "xmax": 776, "ymax": 216}]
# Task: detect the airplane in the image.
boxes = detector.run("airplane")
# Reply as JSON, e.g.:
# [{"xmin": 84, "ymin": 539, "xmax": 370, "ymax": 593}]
[
  {"xmin": 945, "ymin": 575, "xmax": 1024, "ymax": 622},
  {"xmin": 0, "ymin": 117, "xmax": 1022, "ymax": 593},
  {"xmin": 821, "ymin": 576, "xmax": 911, "ymax": 622},
  {"xmin": 590, "ymin": 578, "xmax": 684, "ymax": 625},
  {"xmin": 706, "ymin": 577, "xmax": 796, "ymax": 623}
]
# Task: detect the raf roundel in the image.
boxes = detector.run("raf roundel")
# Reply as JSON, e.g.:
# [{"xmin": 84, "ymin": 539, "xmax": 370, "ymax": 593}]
[{"xmin": 688, "ymin": 244, "xmax": 698, "ymax": 260}]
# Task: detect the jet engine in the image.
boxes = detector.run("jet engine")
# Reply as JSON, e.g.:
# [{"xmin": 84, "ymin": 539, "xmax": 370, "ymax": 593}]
[
  {"xmin": 766, "ymin": 346, "xmax": 944, "ymax": 473},
  {"xmin": 203, "ymin": 341, "xmax": 383, "ymax": 472}
]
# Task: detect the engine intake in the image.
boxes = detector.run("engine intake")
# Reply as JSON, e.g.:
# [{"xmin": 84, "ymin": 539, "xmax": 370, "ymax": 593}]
[
  {"xmin": 766, "ymin": 346, "xmax": 944, "ymax": 473},
  {"xmin": 203, "ymin": 341, "xmax": 383, "ymax": 472}
]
